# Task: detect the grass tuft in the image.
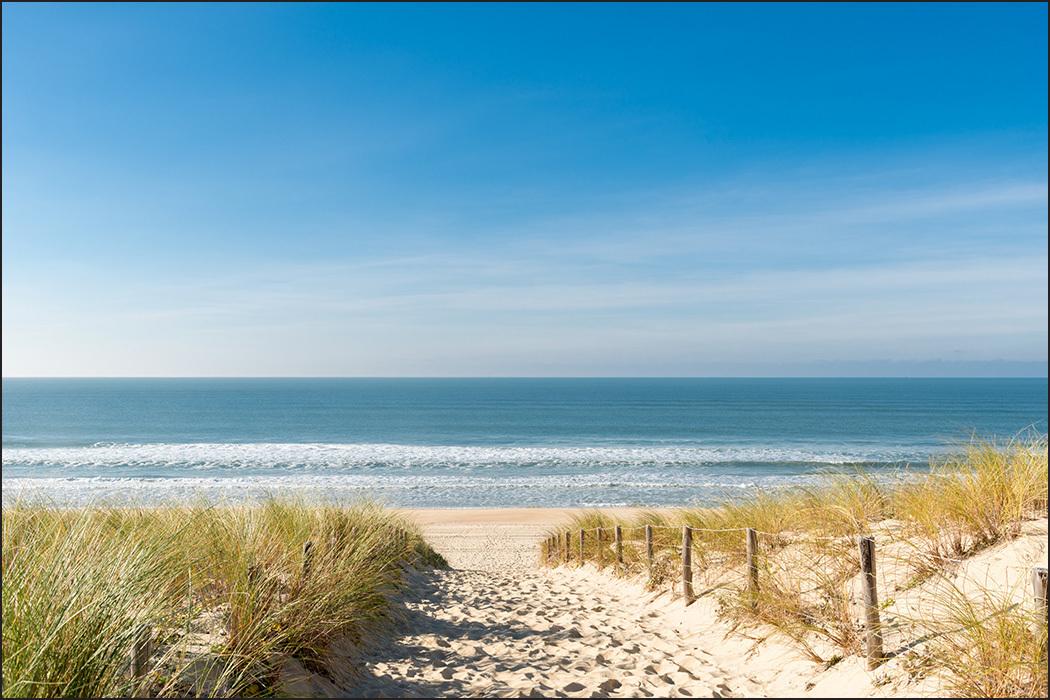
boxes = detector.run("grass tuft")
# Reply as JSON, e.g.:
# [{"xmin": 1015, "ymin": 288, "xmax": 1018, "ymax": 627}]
[{"xmin": 2, "ymin": 499, "xmax": 443, "ymax": 698}]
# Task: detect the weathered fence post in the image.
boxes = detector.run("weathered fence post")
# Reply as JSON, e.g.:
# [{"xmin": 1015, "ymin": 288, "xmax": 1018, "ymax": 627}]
[
  {"xmin": 614, "ymin": 525, "xmax": 623, "ymax": 565},
  {"xmin": 596, "ymin": 527, "xmax": 604, "ymax": 565},
  {"xmin": 131, "ymin": 624, "xmax": 152, "ymax": 679},
  {"xmin": 579, "ymin": 529, "xmax": 586, "ymax": 563},
  {"xmin": 1033, "ymin": 566, "xmax": 1048, "ymax": 623},
  {"xmin": 564, "ymin": 531, "xmax": 570, "ymax": 563},
  {"xmin": 858, "ymin": 535, "xmax": 885, "ymax": 669},
  {"xmin": 746, "ymin": 528, "xmax": 759, "ymax": 609},
  {"xmin": 302, "ymin": 540, "xmax": 314, "ymax": 580},
  {"xmin": 645, "ymin": 524, "xmax": 654, "ymax": 571},
  {"xmin": 682, "ymin": 526, "xmax": 695, "ymax": 605}
]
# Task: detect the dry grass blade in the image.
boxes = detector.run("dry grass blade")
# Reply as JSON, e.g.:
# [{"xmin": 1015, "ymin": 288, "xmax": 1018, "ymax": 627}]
[{"xmin": 1, "ymin": 499, "xmax": 445, "ymax": 698}]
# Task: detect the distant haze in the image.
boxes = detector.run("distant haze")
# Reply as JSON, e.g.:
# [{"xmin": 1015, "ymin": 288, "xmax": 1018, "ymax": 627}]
[{"xmin": 2, "ymin": 4, "xmax": 1047, "ymax": 377}]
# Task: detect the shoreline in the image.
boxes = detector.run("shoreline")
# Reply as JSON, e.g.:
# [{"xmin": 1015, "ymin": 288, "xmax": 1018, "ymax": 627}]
[{"xmin": 400, "ymin": 506, "xmax": 663, "ymax": 525}]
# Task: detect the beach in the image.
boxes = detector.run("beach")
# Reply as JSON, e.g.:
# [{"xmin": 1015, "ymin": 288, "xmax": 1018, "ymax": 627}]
[
  {"xmin": 317, "ymin": 507, "xmax": 1049, "ymax": 698},
  {"xmin": 5, "ymin": 3, "xmax": 1047, "ymax": 696},
  {"xmin": 4, "ymin": 380, "xmax": 1048, "ymax": 697},
  {"xmin": 4, "ymin": 446, "xmax": 1048, "ymax": 698},
  {"xmin": 403, "ymin": 508, "xmax": 633, "ymax": 570}
]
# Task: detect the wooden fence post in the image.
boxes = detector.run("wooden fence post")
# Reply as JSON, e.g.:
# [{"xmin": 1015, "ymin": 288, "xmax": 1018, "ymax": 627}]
[
  {"xmin": 131, "ymin": 624, "xmax": 152, "ymax": 679},
  {"xmin": 682, "ymin": 526, "xmax": 695, "ymax": 605},
  {"xmin": 564, "ymin": 531, "xmax": 570, "ymax": 563},
  {"xmin": 746, "ymin": 528, "xmax": 759, "ymax": 609},
  {"xmin": 614, "ymin": 525, "xmax": 623, "ymax": 565},
  {"xmin": 304, "ymin": 541, "xmax": 315, "ymax": 579},
  {"xmin": 579, "ymin": 529, "xmax": 586, "ymax": 563},
  {"xmin": 645, "ymin": 525, "xmax": 654, "ymax": 571},
  {"xmin": 858, "ymin": 536, "xmax": 884, "ymax": 669},
  {"xmin": 1033, "ymin": 566, "xmax": 1048, "ymax": 623},
  {"xmin": 596, "ymin": 528, "xmax": 604, "ymax": 565}
]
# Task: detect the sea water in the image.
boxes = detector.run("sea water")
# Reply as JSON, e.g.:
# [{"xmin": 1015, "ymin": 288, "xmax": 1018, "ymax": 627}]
[{"xmin": 2, "ymin": 378, "xmax": 1046, "ymax": 507}]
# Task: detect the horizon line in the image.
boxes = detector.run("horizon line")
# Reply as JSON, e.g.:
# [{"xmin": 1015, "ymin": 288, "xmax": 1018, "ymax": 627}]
[{"xmin": 3, "ymin": 375, "xmax": 1048, "ymax": 380}]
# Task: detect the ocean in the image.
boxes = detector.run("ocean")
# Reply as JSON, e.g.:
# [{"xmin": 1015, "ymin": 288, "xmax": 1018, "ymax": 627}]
[{"xmin": 2, "ymin": 378, "xmax": 1046, "ymax": 508}]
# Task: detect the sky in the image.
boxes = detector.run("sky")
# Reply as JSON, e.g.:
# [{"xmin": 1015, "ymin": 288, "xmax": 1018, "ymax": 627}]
[{"xmin": 2, "ymin": 3, "xmax": 1047, "ymax": 377}]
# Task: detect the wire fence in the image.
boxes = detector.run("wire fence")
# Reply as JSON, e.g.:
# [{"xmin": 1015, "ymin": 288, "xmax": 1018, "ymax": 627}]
[{"xmin": 540, "ymin": 521, "xmax": 1049, "ymax": 669}]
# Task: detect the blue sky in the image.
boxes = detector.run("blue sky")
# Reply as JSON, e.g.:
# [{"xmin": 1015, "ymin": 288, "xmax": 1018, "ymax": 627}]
[{"xmin": 2, "ymin": 3, "xmax": 1047, "ymax": 377}]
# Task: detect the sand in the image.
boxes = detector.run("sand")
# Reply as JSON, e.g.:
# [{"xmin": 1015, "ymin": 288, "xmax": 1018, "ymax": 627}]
[
  {"xmin": 344, "ymin": 566, "xmax": 743, "ymax": 698},
  {"xmin": 401, "ymin": 508, "xmax": 647, "ymax": 571},
  {"xmin": 281, "ymin": 509, "xmax": 1048, "ymax": 699},
  {"xmin": 343, "ymin": 509, "xmax": 739, "ymax": 698}
]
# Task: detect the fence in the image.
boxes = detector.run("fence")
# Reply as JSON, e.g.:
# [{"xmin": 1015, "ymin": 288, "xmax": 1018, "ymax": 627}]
[{"xmin": 541, "ymin": 525, "xmax": 1050, "ymax": 670}]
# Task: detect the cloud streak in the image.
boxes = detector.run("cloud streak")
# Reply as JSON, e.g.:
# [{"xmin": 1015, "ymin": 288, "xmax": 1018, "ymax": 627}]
[{"xmin": 3, "ymin": 161, "xmax": 1046, "ymax": 376}]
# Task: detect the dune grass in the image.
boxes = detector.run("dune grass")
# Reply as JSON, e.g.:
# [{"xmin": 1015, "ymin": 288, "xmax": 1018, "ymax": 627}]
[
  {"xmin": 923, "ymin": 583, "xmax": 1048, "ymax": 698},
  {"xmin": 545, "ymin": 437, "xmax": 1048, "ymax": 696},
  {"xmin": 2, "ymin": 499, "xmax": 445, "ymax": 698},
  {"xmin": 894, "ymin": 441, "xmax": 1048, "ymax": 573}
]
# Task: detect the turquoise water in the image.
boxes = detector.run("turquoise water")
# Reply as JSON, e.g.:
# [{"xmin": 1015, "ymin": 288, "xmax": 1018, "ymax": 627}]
[{"xmin": 2, "ymin": 378, "xmax": 1046, "ymax": 507}]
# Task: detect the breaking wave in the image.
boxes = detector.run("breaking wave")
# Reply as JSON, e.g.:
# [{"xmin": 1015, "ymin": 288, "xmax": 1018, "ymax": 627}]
[{"xmin": 1, "ymin": 441, "xmax": 924, "ymax": 472}]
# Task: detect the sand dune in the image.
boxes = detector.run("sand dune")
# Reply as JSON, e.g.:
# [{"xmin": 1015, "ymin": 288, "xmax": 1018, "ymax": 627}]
[{"xmin": 280, "ymin": 509, "xmax": 1047, "ymax": 698}]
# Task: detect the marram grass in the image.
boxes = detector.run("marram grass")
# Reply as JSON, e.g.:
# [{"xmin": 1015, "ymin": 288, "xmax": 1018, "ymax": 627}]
[
  {"xmin": 2, "ymin": 499, "xmax": 445, "ymax": 698},
  {"xmin": 545, "ymin": 438, "xmax": 1048, "ymax": 697}
]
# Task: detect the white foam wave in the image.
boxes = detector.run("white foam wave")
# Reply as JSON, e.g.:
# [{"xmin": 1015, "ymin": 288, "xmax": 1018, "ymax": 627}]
[
  {"xmin": 0, "ymin": 473, "xmax": 840, "ymax": 508},
  {"xmin": 0, "ymin": 441, "xmax": 920, "ymax": 471}
]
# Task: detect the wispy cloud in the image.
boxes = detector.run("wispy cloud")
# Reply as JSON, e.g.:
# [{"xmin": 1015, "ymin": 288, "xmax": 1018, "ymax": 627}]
[{"xmin": 3, "ymin": 159, "xmax": 1046, "ymax": 376}]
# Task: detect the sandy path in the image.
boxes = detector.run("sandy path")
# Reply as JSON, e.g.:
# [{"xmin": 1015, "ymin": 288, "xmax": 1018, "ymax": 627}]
[
  {"xmin": 348, "ymin": 568, "xmax": 741, "ymax": 698},
  {"xmin": 402, "ymin": 508, "xmax": 659, "ymax": 571},
  {"xmin": 345, "ymin": 512, "xmax": 745, "ymax": 699},
  {"xmin": 334, "ymin": 510, "xmax": 1048, "ymax": 699}
]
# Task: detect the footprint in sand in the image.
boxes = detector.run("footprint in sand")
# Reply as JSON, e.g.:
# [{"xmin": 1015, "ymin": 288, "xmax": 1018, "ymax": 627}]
[{"xmin": 340, "ymin": 550, "xmax": 746, "ymax": 699}]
